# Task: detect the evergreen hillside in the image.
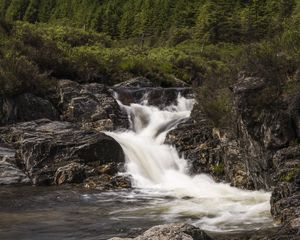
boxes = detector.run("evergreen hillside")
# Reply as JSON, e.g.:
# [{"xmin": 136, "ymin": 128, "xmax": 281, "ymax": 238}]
[{"xmin": 0, "ymin": 0, "xmax": 298, "ymax": 43}]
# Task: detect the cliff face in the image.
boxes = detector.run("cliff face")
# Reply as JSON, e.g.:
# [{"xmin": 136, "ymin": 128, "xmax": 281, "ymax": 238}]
[
  {"xmin": 166, "ymin": 74, "xmax": 300, "ymax": 236},
  {"xmin": 233, "ymin": 75, "xmax": 300, "ymax": 235}
]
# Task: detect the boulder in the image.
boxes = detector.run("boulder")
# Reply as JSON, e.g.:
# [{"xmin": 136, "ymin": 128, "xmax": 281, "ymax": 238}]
[
  {"xmin": 0, "ymin": 145, "xmax": 31, "ymax": 185},
  {"xmin": 84, "ymin": 174, "xmax": 131, "ymax": 190},
  {"xmin": 52, "ymin": 80, "xmax": 128, "ymax": 129},
  {"xmin": 0, "ymin": 119, "xmax": 125, "ymax": 185},
  {"xmin": 109, "ymin": 223, "xmax": 212, "ymax": 240},
  {"xmin": 54, "ymin": 162, "xmax": 86, "ymax": 185},
  {"xmin": 0, "ymin": 93, "xmax": 59, "ymax": 125}
]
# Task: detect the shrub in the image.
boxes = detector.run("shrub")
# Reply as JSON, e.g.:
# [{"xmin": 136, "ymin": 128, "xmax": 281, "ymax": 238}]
[{"xmin": 0, "ymin": 52, "xmax": 53, "ymax": 96}]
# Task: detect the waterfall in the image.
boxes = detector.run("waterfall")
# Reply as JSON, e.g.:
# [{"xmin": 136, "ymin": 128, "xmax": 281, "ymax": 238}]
[{"xmin": 106, "ymin": 94, "xmax": 272, "ymax": 232}]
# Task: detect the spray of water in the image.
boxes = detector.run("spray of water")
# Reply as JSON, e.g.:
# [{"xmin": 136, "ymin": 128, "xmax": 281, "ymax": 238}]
[{"xmin": 106, "ymin": 94, "xmax": 272, "ymax": 232}]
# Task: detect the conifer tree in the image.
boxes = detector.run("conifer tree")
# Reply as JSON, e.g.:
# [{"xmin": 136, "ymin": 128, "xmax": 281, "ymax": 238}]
[
  {"xmin": 37, "ymin": 0, "xmax": 56, "ymax": 22},
  {"xmin": 24, "ymin": 0, "xmax": 40, "ymax": 23},
  {"xmin": 5, "ymin": 0, "xmax": 29, "ymax": 21}
]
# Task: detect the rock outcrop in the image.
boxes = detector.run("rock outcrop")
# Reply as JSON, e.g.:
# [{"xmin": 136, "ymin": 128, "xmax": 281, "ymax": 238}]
[
  {"xmin": 51, "ymin": 79, "xmax": 128, "ymax": 129},
  {"xmin": 0, "ymin": 79, "xmax": 129, "ymax": 130},
  {"xmin": 0, "ymin": 119, "xmax": 125, "ymax": 186},
  {"xmin": 110, "ymin": 223, "xmax": 212, "ymax": 240},
  {"xmin": 167, "ymin": 74, "xmax": 300, "ymax": 237},
  {"xmin": 0, "ymin": 93, "xmax": 59, "ymax": 125},
  {"xmin": 113, "ymin": 77, "xmax": 193, "ymax": 108},
  {"xmin": 166, "ymin": 108, "xmax": 248, "ymax": 188}
]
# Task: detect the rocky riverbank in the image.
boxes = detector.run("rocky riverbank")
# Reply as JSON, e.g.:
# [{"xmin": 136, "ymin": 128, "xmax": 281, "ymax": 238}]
[
  {"xmin": 0, "ymin": 76, "xmax": 299, "ymax": 239},
  {"xmin": 0, "ymin": 77, "xmax": 191, "ymax": 189},
  {"xmin": 166, "ymin": 74, "xmax": 300, "ymax": 239}
]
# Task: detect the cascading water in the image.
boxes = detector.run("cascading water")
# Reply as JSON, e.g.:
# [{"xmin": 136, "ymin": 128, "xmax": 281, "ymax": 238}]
[{"xmin": 106, "ymin": 94, "xmax": 272, "ymax": 232}]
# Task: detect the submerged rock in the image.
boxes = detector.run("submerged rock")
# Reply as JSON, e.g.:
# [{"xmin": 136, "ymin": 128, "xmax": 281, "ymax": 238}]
[{"xmin": 110, "ymin": 223, "xmax": 212, "ymax": 240}]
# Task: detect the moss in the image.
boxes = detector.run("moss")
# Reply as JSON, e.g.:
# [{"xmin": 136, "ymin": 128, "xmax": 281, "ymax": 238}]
[
  {"xmin": 211, "ymin": 162, "xmax": 225, "ymax": 175},
  {"xmin": 281, "ymin": 164, "xmax": 300, "ymax": 182}
]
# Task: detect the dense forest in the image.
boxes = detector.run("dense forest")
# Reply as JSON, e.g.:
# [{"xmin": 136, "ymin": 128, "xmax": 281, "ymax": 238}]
[
  {"xmin": 0, "ymin": 0, "xmax": 298, "ymax": 42},
  {"xmin": 0, "ymin": 0, "xmax": 300, "ymax": 126}
]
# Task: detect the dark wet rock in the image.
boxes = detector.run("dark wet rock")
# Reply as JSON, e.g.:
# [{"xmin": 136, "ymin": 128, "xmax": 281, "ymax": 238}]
[
  {"xmin": 168, "ymin": 73, "xmax": 300, "ymax": 237},
  {"xmin": 166, "ymin": 107, "xmax": 248, "ymax": 188},
  {"xmin": 231, "ymin": 75, "xmax": 299, "ymax": 189},
  {"xmin": 114, "ymin": 77, "xmax": 189, "ymax": 89},
  {"xmin": 272, "ymin": 146, "xmax": 300, "ymax": 185},
  {"xmin": 270, "ymin": 167, "xmax": 300, "ymax": 237},
  {"xmin": 97, "ymin": 162, "xmax": 120, "ymax": 175},
  {"xmin": 113, "ymin": 77, "xmax": 192, "ymax": 108},
  {"xmin": 0, "ymin": 119, "xmax": 125, "ymax": 185},
  {"xmin": 165, "ymin": 112, "xmax": 216, "ymax": 174},
  {"xmin": 0, "ymin": 145, "xmax": 31, "ymax": 185},
  {"xmin": 0, "ymin": 161, "xmax": 31, "ymax": 185},
  {"xmin": 82, "ymin": 119, "xmax": 114, "ymax": 132},
  {"xmin": 268, "ymin": 219, "xmax": 300, "ymax": 240},
  {"xmin": 110, "ymin": 223, "xmax": 212, "ymax": 240},
  {"xmin": 114, "ymin": 77, "xmax": 156, "ymax": 88},
  {"xmin": 232, "ymin": 76, "xmax": 266, "ymax": 94},
  {"xmin": 115, "ymin": 87, "xmax": 193, "ymax": 108},
  {"xmin": 51, "ymin": 79, "xmax": 128, "ymax": 129},
  {"xmin": 84, "ymin": 174, "xmax": 131, "ymax": 190},
  {"xmin": 0, "ymin": 93, "xmax": 59, "ymax": 125},
  {"xmin": 54, "ymin": 162, "xmax": 86, "ymax": 185},
  {"xmin": 166, "ymin": 73, "xmax": 300, "ymax": 240},
  {"xmin": 169, "ymin": 74, "xmax": 299, "ymax": 189}
]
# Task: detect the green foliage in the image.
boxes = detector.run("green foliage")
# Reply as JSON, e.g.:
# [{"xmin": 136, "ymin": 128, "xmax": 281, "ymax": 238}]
[
  {"xmin": 211, "ymin": 162, "xmax": 225, "ymax": 175},
  {"xmin": 24, "ymin": 0, "xmax": 40, "ymax": 23},
  {"xmin": 281, "ymin": 164, "xmax": 300, "ymax": 182},
  {"xmin": 0, "ymin": 52, "xmax": 51, "ymax": 96},
  {"xmin": 1, "ymin": 0, "xmax": 297, "ymax": 44},
  {"xmin": 195, "ymin": 1, "xmax": 242, "ymax": 43},
  {"xmin": 5, "ymin": 0, "xmax": 29, "ymax": 21}
]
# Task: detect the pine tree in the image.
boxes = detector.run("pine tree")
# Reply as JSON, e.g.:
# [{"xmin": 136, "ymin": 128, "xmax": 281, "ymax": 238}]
[
  {"xmin": 118, "ymin": 0, "xmax": 135, "ymax": 39},
  {"xmin": 245, "ymin": 0, "xmax": 270, "ymax": 41},
  {"xmin": 37, "ymin": 0, "xmax": 56, "ymax": 22},
  {"xmin": 5, "ymin": 0, "xmax": 29, "ymax": 21},
  {"xmin": 0, "ymin": 0, "xmax": 12, "ymax": 19},
  {"xmin": 24, "ymin": 0, "xmax": 40, "ymax": 23}
]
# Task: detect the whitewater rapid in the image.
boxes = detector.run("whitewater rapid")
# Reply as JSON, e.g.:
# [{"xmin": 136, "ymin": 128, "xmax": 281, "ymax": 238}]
[{"xmin": 106, "ymin": 94, "xmax": 272, "ymax": 232}]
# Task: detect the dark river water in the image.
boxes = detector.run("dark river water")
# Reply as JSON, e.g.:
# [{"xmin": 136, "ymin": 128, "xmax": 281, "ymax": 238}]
[{"xmin": 0, "ymin": 186, "xmax": 275, "ymax": 240}]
